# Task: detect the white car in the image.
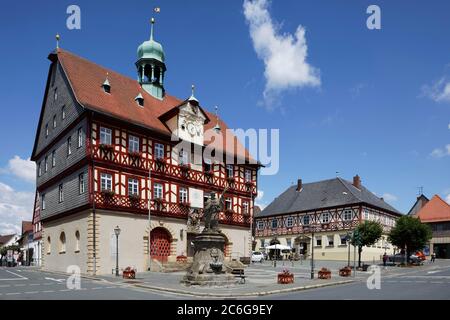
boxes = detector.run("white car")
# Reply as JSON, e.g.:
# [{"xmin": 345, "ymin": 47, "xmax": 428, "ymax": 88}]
[{"xmin": 251, "ymin": 251, "xmax": 264, "ymax": 263}]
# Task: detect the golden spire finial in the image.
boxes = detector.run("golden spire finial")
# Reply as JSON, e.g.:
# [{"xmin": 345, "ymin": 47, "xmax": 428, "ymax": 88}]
[{"xmin": 56, "ymin": 33, "xmax": 60, "ymax": 49}]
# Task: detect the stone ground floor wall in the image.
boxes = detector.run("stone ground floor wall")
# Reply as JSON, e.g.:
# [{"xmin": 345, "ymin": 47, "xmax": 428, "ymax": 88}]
[
  {"xmin": 429, "ymin": 237, "xmax": 450, "ymax": 259},
  {"xmin": 42, "ymin": 209, "xmax": 252, "ymax": 275},
  {"xmin": 255, "ymin": 231, "xmax": 394, "ymax": 262}
]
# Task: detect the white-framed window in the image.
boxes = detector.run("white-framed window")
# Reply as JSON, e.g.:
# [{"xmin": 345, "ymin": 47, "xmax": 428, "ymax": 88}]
[
  {"xmin": 154, "ymin": 143, "xmax": 164, "ymax": 159},
  {"xmin": 343, "ymin": 209, "xmax": 353, "ymax": 221},
  {"xmin": 59, "ymin": 232, "xmax": 66, "ymax": 253},
  {"xmin": 128, "ymin": 178, "xmax": 139, "ymax": 195},
  {"xmin": 226, "ymin": 165, "xmax": 234, "ymax": 178},
  {"xmin": 179, "ymin": 150, "xmax": 189, "ymax": 165},
  {"xmin": 243, "ymin": 201, "xmax": 249, "ymax": 215},
  {"xmin": 364, "ymin": 210, "xmax": 369, "ymax": 220},
  {"xmin": 179, "ymin": 187, "xmax": 188, "ymax": 203},
  {"xmin": 315, "ymin": 237, "xmax": 322, "ymax": 247},
  {"xmin": 58, "ymin": 184, "xmax": 64, "ymax": 203},
  {"xmin": 44, "ymin": 156, "xmax": 48, "ymax": 172},
  {"xmin": 327, "ymin": 235, "xmax": 334, "ymax": 247},
  {"xmin": 45, "ymin": 124, "xmax": 49, "ymax": 137},
  {"xmin": 245, "ymin": 169, "xmax": 252, "ymax": 182},
  {"xmin": 38, "ymin": 162, "xmax": 42, "ymax": 177},
  {"xmin": 75, "ymin": 231, "xmax": 80, "ymax": 252},
  {"xmin": 67, "ymin": 136, "xmax": 72, "ymax": 156},
  {"xmin": 100, "ymin": 173, "xmax": 112, "ymax": 191},
  {"xmin": 287, "ymin": 238, "xmax": 292, "ymax": 247},
  {"xmin": 286, "ymin": 216, "xmax": 294, "ymax": 228},
  {"xmin": 257, "ymin": 220, "xmax": 264, "ymax": 230},
  {"xmin": 77, "ymin": 128, "xmax": 83, "ymax": 148},
  {"xmin": 41, "ymin": 194, "xmax": 46, "ymax": 210},
  {"xmin": 52, "ymin": 150, "xmax": 56, "ymax": 167},
  {"xmin": 61, "ymin": 105, "xmax": 66, "ymax": 120},
  {"xmin": 321, "ymin": 212, "xmax": 330, "ymax": 223},
  {"xmin": 225, "ymin": 198, "xmax": 232, "ymax": 210},
  {"xmin": 303, "ymin": 215, "xmax": 310, "ymax": 225},
  {"xmin": 53, "ymin": 115, "xmax": 57, "ymax": 128},
  {"xmin": 100, "ymin": 127, "xmax": 112, "ymax": 145},
  {"xmin": 79, "ymin": 173, "xmax": 85, "ymax": 194},
  {"xmin": 153, "ymin": 183, "xmax": 163, "ymax": 199},
  {"xmin": 128, "ymin": 135, "xmax": 140, "ymax": 153},
  {"xmin": 271, "ymin": 218, "xmax": 278, "ymax": 229}
]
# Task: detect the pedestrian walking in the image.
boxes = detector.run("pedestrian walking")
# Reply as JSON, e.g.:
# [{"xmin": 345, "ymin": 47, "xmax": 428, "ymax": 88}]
[
  {"xmin": 382, "ymin": 253, "xmax": 388, "ymax": 267},
  {"xmin": 431, "ymin": 252, "xmax": 436, "ymax": 263}
]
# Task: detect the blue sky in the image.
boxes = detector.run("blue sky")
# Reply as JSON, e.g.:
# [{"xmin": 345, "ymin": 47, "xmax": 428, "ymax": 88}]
[{"xmin": 0, "ymin": 0, "xmax": 449, "ymax": 233}]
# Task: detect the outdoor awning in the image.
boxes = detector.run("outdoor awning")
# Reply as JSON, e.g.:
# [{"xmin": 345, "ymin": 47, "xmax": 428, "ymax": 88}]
[{"xmin": 265, "ymin": 244, "xmax": 292, "ymax": 250}]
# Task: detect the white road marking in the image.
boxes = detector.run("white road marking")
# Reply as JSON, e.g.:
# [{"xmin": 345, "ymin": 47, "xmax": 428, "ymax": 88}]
[
  {"xmin": 5, "ymin": 270, "xmax": 28, "ymax": 280},
  {"xmin": 6, "ymin": 292, "xmax": 21, "ymax": 295},
  {"xmin": 24, "ymin": 291, "xmax": 39, "ymax": 294},
  {"xmin": 427, "ymin": 270, "xmax": 441, "ymax": 274},
  {"xmin": 42, "ymin": 290, "xmax": 55, "ymax": 293},
  {"xmin": 44, "ymin": 277, "xmax": 65, "ymax": 283}
]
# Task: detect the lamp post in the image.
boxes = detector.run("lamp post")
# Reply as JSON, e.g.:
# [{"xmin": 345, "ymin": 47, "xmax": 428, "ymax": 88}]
[
  {"xmin": 307, "ymin": 225, "xmax": 316, "ymax": 279},
  {"xmin": 346, "ymin": 232, "xmax": 352, "ymax": 267},
  {"xmin": 114, "ymin": 225, "xmax": 121, "ymax": 277}
]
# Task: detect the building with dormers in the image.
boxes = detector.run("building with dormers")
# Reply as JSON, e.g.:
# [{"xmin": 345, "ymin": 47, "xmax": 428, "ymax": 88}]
[
  {"xmin": 31, "ymin": 20, "xmax": 258, "ymax": 275},
  {"xmin": 254, "ymin": 175, "xmax": 402, "ymax": 261}
]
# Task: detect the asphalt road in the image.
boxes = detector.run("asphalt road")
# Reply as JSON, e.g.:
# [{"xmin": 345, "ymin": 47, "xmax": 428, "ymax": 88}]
[{"xmin": 0, "ymin": 267, "xmax": 183, "ymax": 300}]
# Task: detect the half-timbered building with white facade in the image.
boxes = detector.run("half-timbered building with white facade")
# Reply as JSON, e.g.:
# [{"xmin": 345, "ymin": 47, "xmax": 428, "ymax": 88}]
[
  {"xmin": 254, "ymin": 175, "xmax": 402, "ymax": 261},
  {"xmin": 31, "ymin": 21, "xmax": 258, "ymax": 275}
]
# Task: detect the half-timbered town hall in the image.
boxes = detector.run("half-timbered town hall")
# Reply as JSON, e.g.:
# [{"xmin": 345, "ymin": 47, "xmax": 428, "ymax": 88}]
[
  {"xmin": 31, "ymin": 20, "xmax": 258, "ymax": 275},
  {"xmin": 254, "ymin": 175, "xmax": 402, "ymax": 261}
]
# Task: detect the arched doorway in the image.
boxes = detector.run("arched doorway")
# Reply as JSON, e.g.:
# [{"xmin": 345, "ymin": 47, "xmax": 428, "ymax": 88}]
[{"xmin": 150, "ymin": 227, "xmax": 172, "ymax": 262}]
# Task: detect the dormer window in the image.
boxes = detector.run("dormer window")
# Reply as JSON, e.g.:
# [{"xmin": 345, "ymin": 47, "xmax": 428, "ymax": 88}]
[
  {"xmin": 53, "ymin": 115, "xmax": 57, "ymax": 128},
  {"xmin": 102, "ymin": 74, "xmax": 111, "ymax": 93},
  {"xmin": 135, "ymin": 93, "xmax": 144, "ymax": 107}
]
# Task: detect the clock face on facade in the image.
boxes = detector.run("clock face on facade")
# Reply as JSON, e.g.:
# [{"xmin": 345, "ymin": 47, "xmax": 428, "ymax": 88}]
[{"xmin": 187, "ymin": 122, "xmax": 196, "ymax": 136}]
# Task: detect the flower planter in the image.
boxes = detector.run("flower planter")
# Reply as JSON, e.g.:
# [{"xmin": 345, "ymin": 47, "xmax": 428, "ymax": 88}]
[
  {"xmin": 122, "ymin": 267, "xmax": 136, "ymax": 279},
  {"xmin": 277, "ymin": 270, "xmax": 294, "ymax": 284},
  {"xmin": 176, "ymin": 255, "xmax": 187, "ymax": 263},
  {"xmin": 129, "ymin": 151, "xmax": 141, "ymax": 160},
  {"xmin": 339, "ymin": 266, "xmax": 352, "ymax": 277},
  {"xmin": 318, "ymin": 267, "xmax": 331, "ymax": 279}
]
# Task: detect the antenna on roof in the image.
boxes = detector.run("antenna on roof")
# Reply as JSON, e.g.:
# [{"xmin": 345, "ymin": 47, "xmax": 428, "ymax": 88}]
[
  {"xmin": 336, "ymin": 171, "xmax": 340, "ymax": 177},
  {"xmin": 417, "ymin": 186, "xmax": 424, "ymax": 196},
  {"xmin": 56, "ymin": 33, "xmax": 60, "ymax": 50}
]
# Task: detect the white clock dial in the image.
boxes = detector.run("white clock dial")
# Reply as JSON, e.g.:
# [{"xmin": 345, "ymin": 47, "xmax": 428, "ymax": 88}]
[{"xmin": 187, "ymin": 122, "xmax": 196, "ymax": 136}]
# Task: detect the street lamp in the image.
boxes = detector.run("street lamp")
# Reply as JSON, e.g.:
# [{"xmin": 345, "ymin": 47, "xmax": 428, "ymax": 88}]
[
  {"xmin": 114, "ymin": 225, "xmax": 121, "ymax": 276},
  {"xmin": 305, "ymin": 224, "xmax": 317, "ymax": 279},
  {"xmin": 346, "ymin": 232, "xmax": 352, "ymax": 267}
]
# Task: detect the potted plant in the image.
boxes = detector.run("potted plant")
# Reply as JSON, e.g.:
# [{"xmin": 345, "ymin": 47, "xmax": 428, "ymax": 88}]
[
  {"xmin": 101, "ymin": 190, "xmax": 115, "ymax": 198},
  {"xmin": 277, "ymin": 268, "xmax": 294, "ymax": 284},
  {"xmin": 179, "ymin": 201, "xmax": 191, "ymax": 208},
  {"xmin": 204, "ymin": 170, "xmax": 214, "ymax": 177},
  {"xmin": 129, "ymin": 194, "xmax": 141, "ymax": 206},
  {"xmin": 339, "ymin": 266, "xmax": 352, "ymax": 277},
  {"xmin": 155, "ymin": 157, "xmax": 166, "ymax": 165},
  {"xmin": 318, "ymin": 267, "xmax": 332, "ymax": 279},
  {"xmin": 129, "ymin": 151, "xmax": 141, "ymax": 160},
  {"xmin": 99, "ymin": 143, "xmax": 113, "ymax": 152},
  {"xmin": 225, "ymin": 209, "xmax": 234, "ymax": 215}
]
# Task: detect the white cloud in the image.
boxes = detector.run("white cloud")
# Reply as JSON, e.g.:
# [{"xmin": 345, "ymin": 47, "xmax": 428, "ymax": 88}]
[
  {"xmin": 0, "ymin": 181, "xmax": 34, "ymax": 235},
  {"xmin": 445, "ymin": 193, "xmax": 450, "ymax": 205},
  {"xmin": 430, "ymin": 144, "xmax": 450, "ymax": 158},
  {"xmin": 243, "ymin": 0, "xmax": 320, "ymax": 107},
  {"xmin": 2, "ymin": 156, "xmax": 36, "ymax": 183},
  {"xmin": 422, "ymin": 77, "xmax": 450, "ymax": 103},
  {"xmin": 255, "ymin": 190, "xmax": 267, "ymax": 210},
  {"xmin": 382, "ymin": 193, "xmax": 398, "ymax": 202}
]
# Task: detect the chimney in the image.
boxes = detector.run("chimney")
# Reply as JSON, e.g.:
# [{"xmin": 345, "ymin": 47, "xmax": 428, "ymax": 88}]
[
  {"xmin": 353, "ymin": 175, "xmax": 361, "ymax": 189},
  {"xmin": 380, "ymin": 197, "xmax": 384, "ymax": 201},
  {"xmin": 296, "ymin": 179, "xmax": 302, "ymax": 192}
]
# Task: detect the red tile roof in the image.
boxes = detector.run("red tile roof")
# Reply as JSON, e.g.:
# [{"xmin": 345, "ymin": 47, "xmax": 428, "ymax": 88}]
[
  {"xmin": 54, "ymin": 49, "xmax": 253, "ymax": 162},
  {"xmin": 416, "ymin": 195, "xmax": 450, "ymax": 223}
]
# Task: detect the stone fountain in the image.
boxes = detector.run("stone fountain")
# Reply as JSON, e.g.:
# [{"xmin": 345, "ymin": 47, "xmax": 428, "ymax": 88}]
[{"xmin": 182, "ymin": 188, "xmax": 239, "ymax": 286}]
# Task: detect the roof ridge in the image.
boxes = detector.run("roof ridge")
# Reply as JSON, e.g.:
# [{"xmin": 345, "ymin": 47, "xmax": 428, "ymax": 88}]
[{"xmin": 336, "ymin": 177, "xmax": 362, "ymax": 201}]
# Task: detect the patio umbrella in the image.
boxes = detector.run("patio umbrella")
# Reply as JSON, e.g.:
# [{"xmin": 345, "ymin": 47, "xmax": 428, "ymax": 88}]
[{"xmin": 265, "ymin": 244, "xmax": 292, "ymax": 250}]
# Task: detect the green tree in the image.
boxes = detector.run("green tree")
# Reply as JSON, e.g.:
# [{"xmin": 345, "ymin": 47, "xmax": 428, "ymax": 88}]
[
  {"xmin": 351, "ymin": 220, "xmax": 383, "ymax": 267},
  {"xmin": 388, "ymin": 215, "xmax": 432, "ymax": 263}
]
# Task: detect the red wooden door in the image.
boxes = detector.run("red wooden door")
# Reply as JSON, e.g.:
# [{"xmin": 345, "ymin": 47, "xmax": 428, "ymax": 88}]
[{"xmin": 150, "ymin": 228, "xmax": 171, "ymax": 262}]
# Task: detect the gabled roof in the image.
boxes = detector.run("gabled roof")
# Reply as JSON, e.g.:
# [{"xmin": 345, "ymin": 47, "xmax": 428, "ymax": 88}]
[
  {"xmin": 407, "ymin": 194, "xmax": 429, "ymax": 216},
  {"xmin": 0, "ymin": 234, "xmax": 16, "ymax": 246},
  {"xmin": 256, "ymin": 177, "xmax": 402, "ymax": 218},
  {"xmin": 35, "ymin": 49, "xmax": 253, "ymax": 163},
  {"xmin": 416, "ymin": 195, "xmax": 450, "ymax": 223}
]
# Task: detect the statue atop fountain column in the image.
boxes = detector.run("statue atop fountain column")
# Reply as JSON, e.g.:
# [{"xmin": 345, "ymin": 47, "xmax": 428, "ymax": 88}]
[{"xmin": 203, "ymin": 187, "xmax": 227, "ymax": 233}]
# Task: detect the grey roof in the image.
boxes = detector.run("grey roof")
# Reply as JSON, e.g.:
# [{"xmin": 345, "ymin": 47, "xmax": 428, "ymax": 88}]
[
  {"xmin": 256, "ymin": 178, "xmax": 402, "ymax": 218},
  {"xmin": 407, "ymin": 194, "xmax": 429, "ymax": 216}
]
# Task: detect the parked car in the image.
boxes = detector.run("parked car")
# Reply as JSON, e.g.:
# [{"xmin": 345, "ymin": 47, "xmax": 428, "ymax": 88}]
[
  {"xmin": 251, "ymin": 251, "xmax": 264, "ymax": 263},
  {"xmin": 387, "ymin": 253, "xmax": 421, "ymax": 264},
  {"xmin": 414, "ymin": 251, "xmax": 426, "ymax": 261}
]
